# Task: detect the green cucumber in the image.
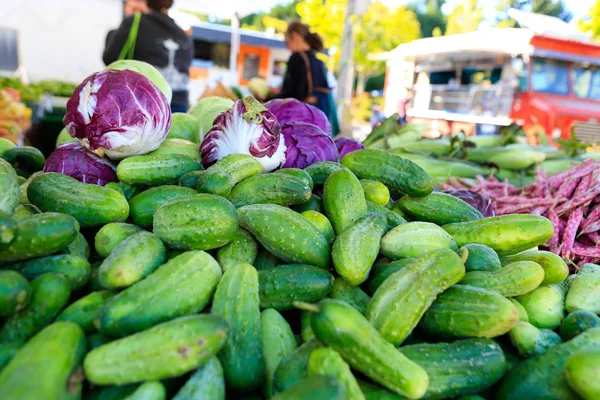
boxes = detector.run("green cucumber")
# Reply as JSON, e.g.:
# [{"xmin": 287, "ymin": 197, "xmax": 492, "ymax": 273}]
[
  {"xmin": 238, "ymin": 204, "xmax": 330, "ymax": 269},
  {"xmin": 517, "ymin": 283, "xmax": 567, "ymax": 330},
  {"xmin": 211, "ymin": 263, "xmax": 265, "ymax": 392},
  {"xmin": 63, "ymin": 232, "xmax": 90, "ymax": 260},
  {"xmin": 17, "ymin": 171, "xmax": 42, "ymax": 206},
  {"xmin": 497, "ymin": 328, "xmax": 600, "ymax": 399},
  {"xmin": 566, "ymin": 263, "xmax": 600, "ymax": 314},
  {"xmin": 10, "ymin": 204, "xmax": 37, "ymax": 221},
  {"xmin": 0, "ymin": 270, "xmax": 31, "ymax": 317},
  {"xmin": 461, "ymin": 243, "xmax": 502, "ymax": 272},
  {"xmin": 94, "ymin": 222, "xmax": 144, "ymax": 259},
  {"xmin": 360, "ymin": 179, "xmax": 390, "ymax": 206},
  {"xmin": 308, "ymin": 347, "xmax": 365, "ymax": 400},
  {"xmin": 442, "ymin": 215, "xmax": 555, "ymax": 255},
  {"xmin": 301, "ymin": 311, "xmax": 314, "ymax": 342},
  {"xmin": 0, "ymin": 343, "xmax": 21, "ymax": 372},
  {"xmin": 228, "ymin": 173, "xmax": 311, "ymax": 207},
  {"xmin": 259, "ymin": 265, "xmax": 333, "ymax": 311},
  {"xmin": 148, "ymin": 138, "xmax": 200, "ymax": 161},
  {"xmin": 0, "ymin": 212, "xmax": 79, "ymax": 263},
  {"xmin": 509, "ymin": 321, "xmax": 563, "ymax": 358},
  {"xmin": 341, "ymin": 149, "xmax": 434, "ymax": 197},
  {"xmin": 255, "ymin": 247, "xmax": 283, "ymax": 271},
  {"xmin": 332, "ymin": 212, "xmax": 387, "ymax": 285},
  {"xmin": 460, "ymin": 261, "xmax": 545, "ymax": 297},
  {"xmin": 56, "ymin": 290, "xmax": 115, "ymax": 334},
  {"xmin": 216, "ymin": 228, "xmax": 258, "ymax": 272},
  {"xmin": 275, "ymin": 168, "xmax": 314, "ymax": 189},
  {"xmin": 262, "ymin": 308, "xmax": 298, "ymax": 398},
  {"xmin": 117, "ymin": 154, "xmax": 201, "ymax": 186},
  {"xmin": 291, "ymin": 194, "xmax": 323, "ymax": 213},
  {"xmin": 380, "ymin": 221, "xmax": 458, "ymax": 259},
  {"xmin": 27, "ymin": 172, "xmax": 129, "ymax": 227},
  {"xmin": 502, "ymin": 250, "xmax": 569, "ymax": 285},
  {"xmin": 509, "ymin": 298, "xmax": 529, "ymax": 321},
  {"xmin": 98, "ymin": 231, "xmax": 166, "ymax": 289},
  {"xmin": 331, "ymin": 278, "xmax": 371, "ymax": 315},
  {"xmin": 272, "ymin": 339, "xmax": 322, "ymax": 394},
  {"xmin": 305, "ymin": 299, "xmax": 429, "ymax": 399},
  {"xmin": 398, "ymin": 192, "xmax": 483, "ymax": 225},
  {"xmin": 0, "ymin": 322, "xmax": 85, "ymax": 400},
  {"xmin": 301, "ymin": 211, "xmax": 335, "ymax": 244},
  {"xmin": 178, "ymin": 170, "xmax": 204, "ymax": 188},
  {"xmin": 7, "ymin": 254, "xmax": 90, "ymax": 290},
  {"xmin": 560, "ymin": 310, "xmax": 600, "ymax": 341},
  {"xmin": 99, "ymin": 251, "xmax": 221, "ymax": 337},
  {"xmin": 323, "ymin": 168, "xmax": 368, "ymax": 234},
  {"xmin": 272, "ymin": 375, "xmax": 346, "ymax": 400},
  {"xmin": 366, "ymin": 201, "xmax": 407, "ymax": 233},
  {"xmin": 2, "ymin": 146, "xmax": 45, "ymax": 177},
  {"xmin": 153, "ymin": 194, "xmax": 238, "ymax": 251},
  {"xmin": 358, "ymin": 380, "xmax": 404, "ymax": 400},
  {"xmin": 365, "ymin": 258, "xmax": 414, "ymax": 295},
  {"xmin": 172, "ymin": 356, "xmax": 225, "ymax": 400},
  {"xmin": 197, "ymin": 153, "xmax": 263, "ymax": 196},
  {"xmin": 0, "ymin": 138, "xmax": 16, "ymax": 156},
  {"xmin": 87, "ymin": 333, "xmax": 111, "ymax": 351},
  {"xmin": 0, "ymin": 158, "xmax": 19, "ymax": 215},
  {"xmin": 420, "ymin": 285, "xmax": 519, "ymax": 339},
  {"xmin": 368, "ymin": 248, "xmax": 465, "ymax": 346},
  {"xmin": 123, "ymin": 381, "xmax": 166, "ymax": 400},
  {"xmin": 0, "ymin": 274, "xmax": 71, "ymax": 344},
  {"xmin": 400, "ymin": 338, "xmax": 506, "ymax": 400},
  {"xmin": 84, "ymin": 314, "xmax": 229, "ymax": 385},
  {"xmin": 104, "ymin": 181, "xmax": 147, "ymax": 201},
  {"xmin": 303, "ymin": 162, "xmax": 348, "ymax": 185},
  {"xmin": 129, "ymin": 185, "xmax": 197, "ymax": 228},
  {"xmin": 86, "ymin": 384, "xmax": 138, "ymax": 400},
  {"xmin": 565, "ymin": 349, "xmax": 600, "ymax": 400}
]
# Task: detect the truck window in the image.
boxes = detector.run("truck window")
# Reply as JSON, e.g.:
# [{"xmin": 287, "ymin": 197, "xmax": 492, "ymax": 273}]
[
  {"xmin": 531, "ymin": 58, "xmax": 569, "ymax": 95},
  {"xmin": 573, "ymin": 63, "xmax": 600, "ymax": 101}
]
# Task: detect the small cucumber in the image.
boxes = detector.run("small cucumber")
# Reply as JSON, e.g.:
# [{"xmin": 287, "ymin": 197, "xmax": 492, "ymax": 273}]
[
  {"xmin": 117, "ymin": 154, "xmax": 201, "ymax": 186},
  {"xmin": 0, "ymin": 212, "xmax": 79, "ymax": 263},
  {"xmin": 239, "ymin": 204, "xmax": 330, "ymax": 269},
  {"xmin": 566, "ymin": 263, "xmax": 600, "ymax": 314},
  {"xmin": 55, "ymin": 290, "xmax": 115, "ymax": 334},
  {"xmin": 211, "ymin": 264, "xmax": 265, "ymax": 392},
  {"xmin": 509, "ymin": 321, "xmax": 563, "ymax": 358},
  {"xmin": 365, "ymin": 258, "xmax": 414, "ymax": 295},
  {"xmin": 517, "ymin": 283, "xmax": 567, "ymax": 330},
  {"xmin": 308, "ymin": 347, "xmax": 365, "ymax": 400},
  {"xmin": 323, "ymin": 168, "xmax": 368, "ymax": 234},
  {"xmin": 275, "ymin": 168, "xmax": 314, "ymax": 189},
  {"xmin": 148, "ymin": 138, "xmax": 200, "ymax": 161},
  {"xmin": 84, "ymin": 315, "xmax": 229, "ymax": 385},
  {"xmin": 0, "ymin": 274, "xmax": 71, "ymax": 344},
  {"xmin": 104, "ymin": 182, "xmax": 147, "ymax": 201},
  {"xmin": 306, "ymin": 299, "xmax": 429, "ymax": 399},
  {"xmin": 0, "ymin": 270, "xmax": 31, "ymax": 317},
  {"xmin": 398, "ymin": 192, "xmax": 483, "ymax": 225},
  {"xmin": 153, "ymin": 194, "xmax": 239, "ymax": 251},
  {"xmin": 228, "ymin": 173, "xmax": 311, "ymax": 208},
  {"xmin": 0, "ymin": 158, "xmax": 19, "ymax": 215},
  {"xmin": 272, "ymin": 339, "xmax": 322, "ymax": 394},
  {"xmin": 172, "ymin": 356, "xmax": 225, "ymax": 400},
  {"xmin": 560, "ymin": 310, "xmax": 600, "ymax": 341},
  {"xmin": 0, "ymin": 322, "xmax": 86, "ymax": 400},
  {"xmin": 63, "ymin": 232, "xmax": 90, "ymax": 260},
  {"xmin": 216, "ymin": 228, "xmax": 258, "ymax": 272},
  {"xmin": 0, "ymin": 138, "xmax": 16, "ymax": 156},
  {"xmin": 27, "ymin": 173, "xmax": 129, "ymax": 227},
  {"xmin": 7, "ymin": 254, "xmax": 91, "ymax": 290},
  {"xmin": 94, "ymin": 222, "xmax": 143, "ymax": 259},
  {"xmin": 259, "ymin": 265, "xmax": 334, "ymax": 310},
  {"xmin": 291, "ymin": 194, "xmax": 323, "ymax": 213},
  {"xmin": 442, "ymin": 215, "xmax": 554, "ymax": 255},
  {"xmin": 0, "ymin": 343, "xmax": 21, "ymax": 372},
  {"xmin": 509, "ymin": 298, "xmax": 529, "ymax": 321},
  {"xmin": 331, "ymin": 279, "xmax": 371, "ymax": 315},
  {"xmin": 98, "ymin": 231, "xmax": 166, "ymax": 289},
  {"xmin": 502, "ymin": 250, "xmax": 569, "ymax": 285},
  {"xmin": 368, "ymin": 248, "xmax": 465, "ymax": 346},
  {"xmin": 332, "ymin": 212, "xmax": 387, "ymax": 285},
  {"xmin": 99, "ymin": 251, "xmax": 222, "ymax": 337},
  {"xmin": 366, "ymin": 200, "xmax": 407, "ymax": 233},
  {"xmin": 178, "ymin": 170, "xmax": 204, "ymax": 188},
  {"xmin": 2, "ymin": 146, "xmax": 45, "ymax": 176},
  {"xmin": 262, "ymin": 308, "xmax": 298, "ymax": 398},
  {"xmin": 303, "ymin": 161, "xmax": 348, "ymax": 185},
  {"xmin": 129, "ymin": 185, "xmax": 197, "ymax": 228},
  {"xmin": 461, "ymin": 243, "xmax": 502, "ymax": 272},
  {"xmin": 460, "ymin": 261, "xmax": 545, "ymax": 297},
  {"xmin": 197, "ymin": 153, "xmax": 263, "ymax": 196},
  {"xmin": 565, "ymin": 349, "xmax": 600, "ymax": 400},
  {"xmin": 123, "ymin": 381, "xmax": 166, "ymax": 400},
  {"xmin": 301, "ymin": 311, "xmax": 315, "ymax": 342},
  {"xmin": 421, "ymin": 285, "xmax": 519, "ymax": 339},
  {"xmin": 380, "ymin": 221, "xmax": 458, "ymax": 259},
  {"xmin": 301, "ymin": 210, "xmax": 335, "ymax": 244},
  {"xmin": 360, "ymin": 179, "xmax": 390, "ymax": 206},
  {"xmin": 271, "ymin": 375, "xmax": 346, "ymax": 400}
]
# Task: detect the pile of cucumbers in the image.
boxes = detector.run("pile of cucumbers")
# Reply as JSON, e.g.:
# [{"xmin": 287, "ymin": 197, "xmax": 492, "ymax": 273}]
[{"xmin": 2, "ymin": 144, "xmax": 600, "ymax": 400}]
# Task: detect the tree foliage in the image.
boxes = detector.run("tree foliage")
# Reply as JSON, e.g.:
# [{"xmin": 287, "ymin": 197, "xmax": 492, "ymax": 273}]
[
  {"xmin": 240, "ymin": 1, "xmax": 301, "ymax": 32},
  {"xmin": 407, "ymin": 0, "xmax": 448, "ymax": 38},
  {"xmin": 445, "ymin": 0, "xmax": 483, "ymax": 35},
  {"xmin": 579, "ymin": 0, "xmax": 600, "ymax": 40},
  {"xmin": 495, "ymin": 0, "xmax": 572, "ymax": 28}
]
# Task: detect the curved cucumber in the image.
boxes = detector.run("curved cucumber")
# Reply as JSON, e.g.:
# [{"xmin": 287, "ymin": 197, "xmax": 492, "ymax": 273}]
[
  {"xmin": 323, "ymin": 168, "xmax": 368, "ymax": 234},
  {"xmin": 216, "ymin": 228, "xmax": 258, "ymax": 272},
  {"xmin": 398, "ymin": 192, "xmax": 483, "ymax": 225},
  {"xmin": 0, "ymin": 270, "xmax": 31, "ymax": 317},
  {"xmin": 94, "ymin": 222, "xmax": 143, "ymax": 259},
  {"xmin": 129, "ymin": 185, "xmax": 196, "ymax": 228},
  {"xmin": 308, "ymin": 347, "xmax": 365, "ymax": 400},
  {"xmin": 56, "ymin": 290, "xmax": 115, "ymax": 334},
  {"xmin": 509, "ymin": 321, "xmax": 563, "ymax": 358},
  {"xmin": 460, "ymin": 261, "xmax": 545, "ymax": 297},
  {"xmin": 228, "ymin": 173, "xmax": 311, "ymax": 208},
  {"xmin": 172, "ymin": 356, "xmax": 225, "ymax": 400},
  {"xmin": 117, "ymin": 154, "xmax": 201, "ymax": 186},
  {"xmin": 262, "ymin": 308, "xmax": 298, "ymax": 398},
  {"xmin": 380, "ymin": 222, "xmax": 458, "ymax": 259},
  {"xmin": 7, "ymin": 254, "xmax": 91, "ymax": 290}
]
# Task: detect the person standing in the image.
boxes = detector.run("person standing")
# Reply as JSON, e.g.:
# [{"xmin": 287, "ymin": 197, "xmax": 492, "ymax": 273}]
[{"xmin": 103, "ymin": 0, "xmax": 193, "ymax": 112}]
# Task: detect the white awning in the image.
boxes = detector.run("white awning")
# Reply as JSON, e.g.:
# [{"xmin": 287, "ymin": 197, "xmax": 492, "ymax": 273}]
[{"xmin": 172, "ymin": 0, "xmax": 275, "ymax": 20}]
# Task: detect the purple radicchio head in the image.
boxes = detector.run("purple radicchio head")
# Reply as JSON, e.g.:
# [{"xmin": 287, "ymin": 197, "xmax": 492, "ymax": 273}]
[
  {"xmin": 442, "ymin": 189, "xmax": 496, "ymax": 217},
  {"xmin": 63, "ymin": 69, "xmax": 171, "ymax": 160},
  {"xmin": 334, "ymin": 136, "xmax": 364, "ymax": 160},
  {"xmin": 265, "ymin": 98, "xmax": 332, "ymax": 136},
  {"xmin": 200, "ymin": 96, "xmax": 286, "ymax": 172},
  {"xmin": 281, "ymin": 122, "xmax": 339, "ymax": 169}
]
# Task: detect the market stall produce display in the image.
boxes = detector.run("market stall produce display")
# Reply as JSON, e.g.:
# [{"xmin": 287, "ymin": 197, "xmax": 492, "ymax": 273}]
[{"xmin": 2, "ymin": 63, "xmax": 600, "ymax": 400}]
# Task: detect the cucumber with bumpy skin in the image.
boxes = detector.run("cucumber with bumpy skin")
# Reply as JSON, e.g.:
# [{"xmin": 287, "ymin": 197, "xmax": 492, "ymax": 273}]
[
  {"xmin": 365, "ymin": 258, "xmax": 414, "ymax": 295},
  {"xmin": 0, "ymin": 270, "xmax": 31, "ymax": 317},
  {"xmin": 308, "ymin": 347, "xmax": 365, "ymax": 400},
  {"xmin": 262, "ymin": 308, "xmax": 298, "ymax": 398},
  {"xmin": 94, "ymin": 222, "xmax": 143, "ymax": 259},
  {"xmin": 275, "ymin": 168, "xmax": 314, "ymax": 189},
  {"xmin": 380, "ymin": 222, "xmax": 458, "ymax": 259},
  {"xmin": 323, "ymin": 168, "xmax": 368, "ymax": 234},
  {"xmin": 128, "ymin": 185, "xmax": 196, "ymax": 228},
  {"xmin": 216, "ymin": 228, "xmax": 258, "ymax": 272},
  {"xmin": 303, "ymin": 161, "xmax": 348, "ymax": 185},
  {"xmin": 502, "ymin": 250, "xmax": 569, "ymax": 285},
  {"xmin": 7, "ymin": 254, "xmax": 91, "ymax": 290},
  {"xmin": 565, "ymin": 349, "xmax": 600, "ymax": 400},
  {"xmin": 509, "ymin": 321, "xmax": 563, "ymax": 358},
  {"xmin": 517, "ymin": 283, "xmax": 567, "ymax": 330},
  {"xmin": 366, "ymin": 201, "xmax": 407, "ymax": 233},
  {"xmin": 398, "ymin": 192, "xmax": 483, "ymax": 225},
  {"xmin": 460, "ymin": 261, "xmax": 545, "ymax": 297},
  {"xmin": 301, "ymin": 211, "xmax": 335, "ymax": 244},
  {"xmin": 63, "ymin": 232, "xmax": 90, "ymax": 260},
  {"xmin": 172, "ymin": 356, "xmax": 225, "ymax": 400},
  {"xmin": 360, "ymin": 179, "xmax": 390, "ymax": 206},
  {"xmin": 461, "ymin": 243, "xmax": 502, "ymax": 272},
  {"xmin": 228, "ymin": 173, "xmax": 311, "ymax": 207},
  {"xmin": 560, "ymin": 310, "xmax": 600, "ymax": 341},
  {"xmin": 331, "ymin": 279, "xmax": 371, "ymax": 315},
  {"xmin": 56, "ymin": 290, "xmax": 115, "ymax": 334},
  {"xmin": 117, "ymin": 154, "xmax": 201, "ymax": 186},
  {"xmin": 272, "ymin": 339, "xmax": 322, "ymax": 394},
  {"xmin": 197, "ymin": 153, "xmax": 263, "ymax": 196}
]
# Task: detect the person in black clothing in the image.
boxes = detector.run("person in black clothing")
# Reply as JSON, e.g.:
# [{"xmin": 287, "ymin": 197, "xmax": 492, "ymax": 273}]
[
  {"xmin": 103, "ymin": 0, "xmax": 193, "ymax": 113},
  {"xmin": 271, "ymin": 20, "xmax": 331, "ymax": 116},
  {"xmin": 105, "ymin": 0, "xmax": 149, "ymax": 48}
]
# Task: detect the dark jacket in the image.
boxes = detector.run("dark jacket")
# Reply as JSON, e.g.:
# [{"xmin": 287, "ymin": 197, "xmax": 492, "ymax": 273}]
[{"xmin": 103, "ymin": 12, "xmax": 193, "ymax": 109}]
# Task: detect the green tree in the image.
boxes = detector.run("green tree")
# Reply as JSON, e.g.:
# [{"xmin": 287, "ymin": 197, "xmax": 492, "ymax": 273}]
[
  {"xmin": 240, "ymin": 0, "xmax": 301, "ymax": 32},
  {"xmin": 445, "ymin": 0, "xmax": 483, "ymax": 35},
  {"xmin": 495, "ymin": 0, "xmax": 571, "ymax": 28},
  {"xmin": 579, "ymin": 0, "xmax": 600, "ymax": 40},
  {"xmin": 407, "ymin": 0, "xmax": 448, "ymax": 38}
]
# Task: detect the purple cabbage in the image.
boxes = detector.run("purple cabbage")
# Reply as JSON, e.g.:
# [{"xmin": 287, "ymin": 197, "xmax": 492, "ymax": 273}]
[
  {"xmin": 443, "ymin": 189, "xmax": 496, "ymax": 217},
  {"xmin": 334, "ymin": 136, "xmax": 364, "ymax": 159},
  {"xmin": 200, "ymin": 97, "xmax": 286, "ymax": 172},
  {"xmin": 265, "ymin": 98, "xmax": 332, "ymax": 136},
  {"xmin": 64, "ymin": 69, "xmax": 171, "ymax": 160},
  {"xmin": 43, "ymin": 142, "xmax": 117, "ymax": 186},
  {"xmin": 281, "ymin": 122, "xmax": 339, "ymax": 169}
]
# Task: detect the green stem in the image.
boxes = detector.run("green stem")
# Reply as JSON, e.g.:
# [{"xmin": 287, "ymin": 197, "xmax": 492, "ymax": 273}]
[{"xmin": 294, "ymin": 301, "xmax": 320, "ymax": 313}]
